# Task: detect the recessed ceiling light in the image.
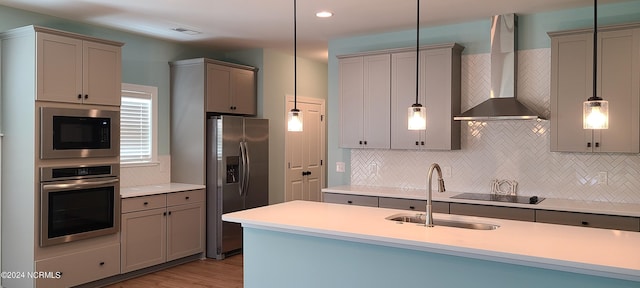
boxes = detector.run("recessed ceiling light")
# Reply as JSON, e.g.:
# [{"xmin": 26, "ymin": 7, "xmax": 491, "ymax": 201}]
[
  {"xmin": 172, "ymin": 27, "xmax": 202, "ymax": 35},
  {"xmin": 315, "ymin": 11, "xmax": 333, "ymax": 18}
]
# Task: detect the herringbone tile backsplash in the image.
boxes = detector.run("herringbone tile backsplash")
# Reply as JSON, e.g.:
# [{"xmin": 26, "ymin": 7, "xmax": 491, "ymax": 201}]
[{"xmin": 351, "ymin": 49, "xmax": 640, "ymax": 204}]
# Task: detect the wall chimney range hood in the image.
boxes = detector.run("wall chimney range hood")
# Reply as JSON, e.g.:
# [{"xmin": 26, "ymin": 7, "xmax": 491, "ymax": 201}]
[{"xmin": 454, "ymin": 14, "xmax": 544, "ymax": 121}]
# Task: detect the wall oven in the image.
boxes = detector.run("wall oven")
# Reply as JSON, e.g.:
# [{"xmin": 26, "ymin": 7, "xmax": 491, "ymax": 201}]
[
  {"xmin": 40, "ymin": 107, "xmax": 119, "ymax": 159},
  {"xmin": 40, "ymin": 163, "xmax": 120, "ymax": 247}
]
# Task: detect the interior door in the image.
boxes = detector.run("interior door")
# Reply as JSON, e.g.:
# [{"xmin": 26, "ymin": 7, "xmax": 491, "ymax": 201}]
[{"xmin": 285, "ymin": 96, "xmax": 326, "ymax": 202}]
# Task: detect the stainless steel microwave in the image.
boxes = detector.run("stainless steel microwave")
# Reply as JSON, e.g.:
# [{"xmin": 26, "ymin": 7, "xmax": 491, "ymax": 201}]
[{"xmin": 41, "ymin": 107, "xmax": 119, "ymax": 159}]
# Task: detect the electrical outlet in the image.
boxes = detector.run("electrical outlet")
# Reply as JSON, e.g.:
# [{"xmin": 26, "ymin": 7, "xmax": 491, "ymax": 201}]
[
  {"xmin": 443, "ymin": 166, "xmax": 452, "ymax": 178},
  {"xmin": 336, "ymin": 162, "xmax": 345, "ymax": 173},
  {"xmin": 370, "ymin": 164, "xmax": 378, "ymax": 176},
  {"xmin": 598, "ymin": 171, "xmax": 608, "ymax": 185}
]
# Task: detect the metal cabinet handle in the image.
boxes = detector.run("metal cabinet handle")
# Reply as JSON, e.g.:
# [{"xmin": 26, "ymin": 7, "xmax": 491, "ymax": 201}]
[
  {"xmin": 84, "ymin": 94, "xmax": 88, "ymax": 99},
  {"xmin": 587, "ymin": 142, "xmax": 592, "ymax": 148},
  {"xmin": 77, "ymin": 94, "xmax": 82, "ymax": 99},
  {"xmin": 581, "ymin": 221, "xmax": 590, "ymax": 226},
  {"xmin": 421, "ymin": 141, "xmax": 425, "ymax": 146},
  {"xmin": 595, "ymin": 142, "xmax": 600, "ymax": 148}
]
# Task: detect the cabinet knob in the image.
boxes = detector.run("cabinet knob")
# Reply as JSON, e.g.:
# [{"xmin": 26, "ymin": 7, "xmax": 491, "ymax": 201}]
[
  {"xmin": 143, "ymin": 202, "xmax": 148, "ymax": 205},
  {"xmin": 581, "ymin": 221, "xmax": 590, "ymax": 226},
  {"xmin": 347, "ymin": 200, "xmax": 353, "ymax": 204},
  {"xmin": 163, "ymin": 212, "xmax": 167, "ymax": 216},
  {"xmin": 84, "ymin": 94, "xmax": 88, "ymax": 99},
  {"xmin": 185, "ymin": 196, "xmax": 190, "ymax": 200},
  {"xmin": 77, "ymin": 94, "xmax": 82, "ymax": 99},
  {"xmin": 595, "ymin": 142, "xmax": 600, "ymax": 148},
  {"xmin": 168, "ymin": 211, "xmax": 172, "ymax": 215},
  {"xmin": 421, "ymin": 141, "xmax": 425, "ymax": 146},
  {"xmin": 587, "ymin": 142, "xmax": 592, "ymax": 148},
  {"xmin": 409, "ymin": 206, "xmax": 415, "ymax": 210},
  {"xmin": 364, "ymin": 141, "xmax": 368, "ymax": 145},
  {"xmin": 359, "ymin": 141, "xmax": 363, "ymax": 145},
  {"xmin": 99, "ymin": 262, "xmax": 105, "ymax": 266},
  {"xmin": 415, "ymin": 141, "xmax": 419, "ymax": 146}
]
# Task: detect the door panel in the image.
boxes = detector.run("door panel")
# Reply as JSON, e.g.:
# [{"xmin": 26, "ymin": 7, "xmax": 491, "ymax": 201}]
[
  {"xmin": 244, "ymin": 118, "xmax": 269, "ymax": 209},
  {"xmin": 285, "ymin": 97, "xmax": 326, "ymax": 202}
]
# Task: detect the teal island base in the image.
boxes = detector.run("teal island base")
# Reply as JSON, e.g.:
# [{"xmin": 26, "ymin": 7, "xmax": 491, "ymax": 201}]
[{"xmin": 243, "ymin": 228, "xmax": 639, "ymax": 288}]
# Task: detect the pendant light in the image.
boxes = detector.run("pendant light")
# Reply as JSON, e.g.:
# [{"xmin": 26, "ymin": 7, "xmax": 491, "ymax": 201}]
[
  {"xmin": 408, "ymin": 0, "xmax": 426, "ymax": 130},
  {"xmin": 288, "ymin": 0, "xmax": 303, "ymax": 132},
  {"xmin": 583, "ymin": 0, "xmax": 608, "ymax": 129}
]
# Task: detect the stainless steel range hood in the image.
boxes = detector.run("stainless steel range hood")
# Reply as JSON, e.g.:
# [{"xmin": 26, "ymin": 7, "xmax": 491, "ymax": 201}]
[{"xmin": 454, "ymin": 14, "xmax": 543, "ymax": 121}]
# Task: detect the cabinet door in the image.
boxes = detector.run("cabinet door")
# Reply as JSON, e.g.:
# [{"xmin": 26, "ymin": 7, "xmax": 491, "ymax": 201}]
[
  {"xmin": 82, "ymin": 40, "xmax": 122, "ymax": 106},
  {"xmin": 230, "ymin": 68, "xmax": 257, "ymax": 115},
  {"xmin": 536, "ymin": 210, "xmax": 640, "ymax": 231},
  {"xmin": 323, "ymin": 193, "xmax": 379, "ymax": 207},
  {"xmin": 121, "ymin": 208, "xmax": 167, "ymax": 273},
  {"xmin": 207, "ymin": 63, "xmax": 233, "ymax": 113},
  {"xmin": 36, "ymin": 32, "xmax": 83, "ymax": 103},
  {"xmin": 339, "ymin": 57, "xmax": 365, "ymax": 148},
  {"xmin": 423, "ymin": 48, "xmax": 461, "ymax": 150},
  {"xmin": 550, "ymin": 33, "xmax": 594, "ymax": 152},
  {"xmin": 363, "ymin": 54, "xmax": 391, "ymax": 149},
  {"xmin": 391, "ymin": 52, "xmax": 422, "ymax": 149},
  {"xmin": 35, "ymin": 244, "xmax": 120, "ymax": 288},
  {"xmin": 596, "ymin": 29, "xmax": 640, "ymax": 153},
  {"xmin": 166, "ymin": 202, "xmax": 205, "ymax": 261},
  {"xmin": 449, "ymin": 203, "xmax": 535, "ymax": 221}
]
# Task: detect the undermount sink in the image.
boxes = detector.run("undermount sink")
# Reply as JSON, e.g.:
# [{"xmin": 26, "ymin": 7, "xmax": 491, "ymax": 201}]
[{"xmin": 386, "ymin": 213, "xmax": 499, "ymax": 230}]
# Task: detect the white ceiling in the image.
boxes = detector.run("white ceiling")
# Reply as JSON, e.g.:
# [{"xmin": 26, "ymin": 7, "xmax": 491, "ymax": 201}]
[{"xmin": 0, "ymin": 0, "xmax": 630, "ymax": 61}]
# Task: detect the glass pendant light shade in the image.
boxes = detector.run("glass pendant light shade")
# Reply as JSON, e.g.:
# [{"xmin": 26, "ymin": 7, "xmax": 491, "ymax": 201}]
[
  {"xmin": 288, "ymin": 108, "xmax": 303, "ymax": 132},
  {"xmin": 583, "ymin": 97, "xmax": 608, "ymax": 129},
  {"xmin": 408, "ymin": 104, "xmax": 426, "ymax": 130}
]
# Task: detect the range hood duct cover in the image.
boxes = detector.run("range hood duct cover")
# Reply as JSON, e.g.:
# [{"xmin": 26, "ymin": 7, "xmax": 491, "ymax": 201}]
[{"xmin": 454, "ymin": 14, "xmax": 544, "ymax": 121}]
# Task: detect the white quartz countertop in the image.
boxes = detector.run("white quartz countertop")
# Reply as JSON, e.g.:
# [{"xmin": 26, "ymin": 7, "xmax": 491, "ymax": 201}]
[
  {"xmin": 120, "ymin": 183, "xmax": 206, "ymax": 198},
  {"xmin": 322, "ymin": 185, "xmax": 640, "ymax": 217},
  {"xmin": 223, "ymin": 200, "xmax": 640, "ymax": 282}
]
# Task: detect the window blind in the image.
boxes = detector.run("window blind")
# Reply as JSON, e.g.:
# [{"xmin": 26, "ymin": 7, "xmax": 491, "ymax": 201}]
[{"xmin": 120, "ymin": 96, "xmax": 152, "ymax": 163}]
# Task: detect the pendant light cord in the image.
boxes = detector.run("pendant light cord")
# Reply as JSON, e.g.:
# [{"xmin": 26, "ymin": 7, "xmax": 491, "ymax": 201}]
[
  {"xmin": 592, "ymin": 0, "xmax": 598, "ymax": 100},
  {"xmin": 415, "ymin": 0, "xmax": 420, "ymax": 105},
  {"xmin": 294, "ymin": 0, "xmax": 298, "ymax": 111}
]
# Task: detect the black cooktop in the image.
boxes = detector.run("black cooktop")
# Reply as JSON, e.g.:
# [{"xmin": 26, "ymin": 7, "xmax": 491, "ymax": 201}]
[{"xmin": 451, "ymin": 193, "xmax": 544, "ymax": 205}]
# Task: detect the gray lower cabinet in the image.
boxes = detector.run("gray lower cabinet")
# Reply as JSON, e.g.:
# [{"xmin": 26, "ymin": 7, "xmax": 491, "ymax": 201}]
[
  {"xmin": 535, "ymin": 210, "xmax": 640, "ymax": 232},
  {"xmin": 35, "ymin": 244, "xmax": 120, "ymax": 288},
  {"xmin": 449, "ymin": 203, "xmax": 536, "ymax": 222},
  {"xmin": 323, "ymin": 193, "xmax": 379, "ymax": 207},
  {"xmin": 378, "ymin": 197, "xmax": 450, "ymax": 214},
  {"xmin": 121, "ymin": 189, "xmax": 205, "ymax": 273}
]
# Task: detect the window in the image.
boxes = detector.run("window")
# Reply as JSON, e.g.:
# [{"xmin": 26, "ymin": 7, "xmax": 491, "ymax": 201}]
[{"xmin": 120, "ymin": 83, "xmax": 158, "ymax": 165}]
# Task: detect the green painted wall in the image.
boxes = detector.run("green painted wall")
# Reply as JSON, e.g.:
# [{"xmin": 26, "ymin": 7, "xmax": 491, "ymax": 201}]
[{"xmin": 327, "ymin": 1, "xmax": 640, "ymax": 187}]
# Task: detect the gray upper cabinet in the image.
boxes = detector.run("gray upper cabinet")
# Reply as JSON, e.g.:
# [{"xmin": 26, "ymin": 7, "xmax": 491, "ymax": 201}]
[
  {"xmin": 391, "ymin": 44, "xmax": 463, "ymax": 150},
  {"xmin": 170, "ymin": 58, "xmax": 257, "ymax": 185},
  {"xmin": 206, "ymin": 63, "xmax": 257, "ymax": 115},
  {"xmin": 339, "ymin": 54, "xmax": 391, "ymax": 149},
  {"xmin": 550, "ymin": 24, "xmax": 640, "ymax": 153},
  {"xmin": 35, "ymin": 27, "xmax": 122, "ymax": 106}
]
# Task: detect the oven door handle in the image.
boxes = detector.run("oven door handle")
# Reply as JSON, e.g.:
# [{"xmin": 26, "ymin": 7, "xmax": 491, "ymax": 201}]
[{"xmin": 42, "ymin": 178, "xmax": 119, "ymax": 191}]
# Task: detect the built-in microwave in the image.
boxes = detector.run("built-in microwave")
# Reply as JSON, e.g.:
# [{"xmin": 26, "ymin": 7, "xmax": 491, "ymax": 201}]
[{"xmin": 40, "ymin": 107, "xmax": 119, "ymax": 159}]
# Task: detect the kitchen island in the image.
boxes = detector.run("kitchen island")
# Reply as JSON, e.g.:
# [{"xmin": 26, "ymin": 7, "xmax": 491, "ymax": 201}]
[{"xmin": 223, "ymin": 200, "xmax": 640, "ymax": 288}]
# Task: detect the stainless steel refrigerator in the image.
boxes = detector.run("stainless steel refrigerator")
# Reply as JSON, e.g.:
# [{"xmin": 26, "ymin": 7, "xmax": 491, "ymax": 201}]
[{"xmin": 206, "ymin": 115, "xmax": 269, "ymax": 259}]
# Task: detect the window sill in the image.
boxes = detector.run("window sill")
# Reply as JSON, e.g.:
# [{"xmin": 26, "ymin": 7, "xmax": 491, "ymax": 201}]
[{"xmin": 120, "ymin": 161, "xmax": 160, "ymax": 168}]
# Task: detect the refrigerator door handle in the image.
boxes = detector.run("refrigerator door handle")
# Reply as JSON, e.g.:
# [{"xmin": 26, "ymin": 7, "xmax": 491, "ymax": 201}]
[
  {"xmin": 243, "ymin": 141, "xmax": 251, "ymax": 196},
  {"xmin": 239, "ymin": 142, "xmax": 247, "ymax": 196}
]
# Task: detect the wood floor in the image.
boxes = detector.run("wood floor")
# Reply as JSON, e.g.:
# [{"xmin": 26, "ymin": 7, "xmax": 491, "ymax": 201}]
[{"xmin": 104, "ymin": 254, "xmax": 243, "ymax": 288}]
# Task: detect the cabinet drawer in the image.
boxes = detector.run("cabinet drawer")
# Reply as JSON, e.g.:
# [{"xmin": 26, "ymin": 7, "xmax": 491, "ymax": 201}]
[
  {"xmin": 535, "ymin": 210, "xmax": 640, "ymax": 232},
  {"xmin": 450, "ymin": 203, "xmax": 535, "ymax": 222},
  {"xmin": 122, "ymin": 194, "xmax": 167, "ymax": 213},
  {"xmin": 378, "ymin": 197, "xmax": 449, "ymax": 213},
  {"xmin": 167, "ymin": 189, "xmax": 205, "ymax": 206},
  {"xmin": 35, "ymin": 243, "xmax": 120, "ymax": 288},
  {"xmin": 323, "ymin": 193, "xmax": 379, "ymax": 207}
]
